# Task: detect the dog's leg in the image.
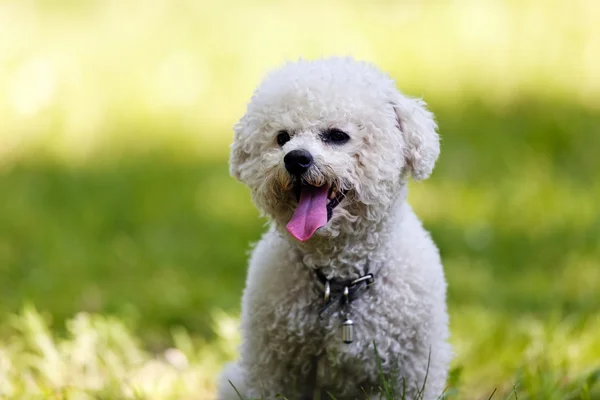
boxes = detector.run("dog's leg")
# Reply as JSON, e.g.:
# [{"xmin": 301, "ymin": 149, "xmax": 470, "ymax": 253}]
[{"xmin": 216, "ymin": 362, "xmax": 248, "ymax": 400}]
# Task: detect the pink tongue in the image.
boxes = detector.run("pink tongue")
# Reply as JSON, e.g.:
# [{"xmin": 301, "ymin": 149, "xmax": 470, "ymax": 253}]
[{"xmin": 286, "ymin": 185, "xmax": 329, "ymax": 241}]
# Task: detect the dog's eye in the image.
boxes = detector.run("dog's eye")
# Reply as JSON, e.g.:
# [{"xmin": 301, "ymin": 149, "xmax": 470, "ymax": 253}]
[
  {"xmin": 322, "ymin": 128, "xmax": 350, "ymax": 144},
  {"xmin": 276, "ymin": 130, "xmax": 290, "ymax": 147}
]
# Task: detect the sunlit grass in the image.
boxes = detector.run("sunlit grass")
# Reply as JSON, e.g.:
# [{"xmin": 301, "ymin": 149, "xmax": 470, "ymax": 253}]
[
  {"xmin": 450, "ymin": 308, "xmax": 600, "ymax": 398},
  {"xmin": 0, "ymin": 306, "xmax": 239, "ymax": 399},
  {"xmin": 1, "ymin": 306, "xmax": 598, "ymax": 399}
]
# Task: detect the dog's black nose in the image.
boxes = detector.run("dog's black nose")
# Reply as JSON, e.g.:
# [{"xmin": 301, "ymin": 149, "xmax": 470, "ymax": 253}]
[{"xmin": 284, "ymin": 149, "xmax": 313, "ymax": 175}]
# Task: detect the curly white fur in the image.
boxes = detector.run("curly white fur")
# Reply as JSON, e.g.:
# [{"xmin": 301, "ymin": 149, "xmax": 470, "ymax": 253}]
[{"xmin": 218, "ymin": 57, "xmax": 452, "ymax": 400}]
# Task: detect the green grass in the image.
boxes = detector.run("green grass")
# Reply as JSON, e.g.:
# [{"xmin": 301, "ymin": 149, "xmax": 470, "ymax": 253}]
[
  {"xmin": 1, "ymin": 0, "xmax": 600, "ymax": 398},
  {"xmin": 0, "ymin": 305, "xmax": 240, "ymax": 399}
]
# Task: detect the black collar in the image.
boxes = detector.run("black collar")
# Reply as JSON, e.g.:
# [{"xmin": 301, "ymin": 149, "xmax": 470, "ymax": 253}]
[{"xmin": 314, "ymin": 269, "xmax": 375, "ymax": 319}]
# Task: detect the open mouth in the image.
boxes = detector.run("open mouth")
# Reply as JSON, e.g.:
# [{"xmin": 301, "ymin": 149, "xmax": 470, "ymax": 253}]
[
  {"xmin": 325, "ymin": 186, "xmax": 346, "ymax": 220},
  {"xmin": 293, "ymin": 183, "xmax": 346, "ymax": 220},
  {"xmin": 286, "ymin": 180, "xmax": 347, "ymax": 242}
]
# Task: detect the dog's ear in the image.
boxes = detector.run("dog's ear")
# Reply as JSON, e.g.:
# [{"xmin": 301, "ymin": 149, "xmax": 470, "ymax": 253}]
[
  {"xmin": 229, "ymin": 122, "xmax": 252, "ymax": 182},
  {"xmin": 393, "ymin": 96, "xmax": 440, "ymax": 180}
]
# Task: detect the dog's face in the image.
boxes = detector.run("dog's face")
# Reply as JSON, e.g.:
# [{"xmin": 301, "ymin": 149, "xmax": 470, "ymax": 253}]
[{"xmin": 230, "ymin": 58, "xmax": 440, "ymax": 242}]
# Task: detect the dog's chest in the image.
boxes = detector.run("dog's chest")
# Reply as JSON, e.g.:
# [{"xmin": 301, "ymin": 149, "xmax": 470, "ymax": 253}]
[{"xmin": 275, "ymin": 282, "xmax": 391, "ymax": 386}]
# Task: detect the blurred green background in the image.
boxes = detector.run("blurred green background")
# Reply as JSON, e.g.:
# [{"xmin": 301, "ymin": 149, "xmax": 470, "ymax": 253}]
[{"xmin": 1, "ymin": 0, "xmax": 599, "ymax": 398}]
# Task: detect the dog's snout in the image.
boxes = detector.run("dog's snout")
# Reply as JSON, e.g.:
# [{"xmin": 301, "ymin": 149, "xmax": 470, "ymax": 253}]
[{"xmin": 284, "ymin": 149, "xmax": 313, "ymax": 175}]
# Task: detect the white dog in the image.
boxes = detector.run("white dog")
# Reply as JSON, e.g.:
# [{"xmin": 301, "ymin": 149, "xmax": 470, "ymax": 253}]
[{"xmin": 217, "ymin": 57, "xmax": 452, "ymax": 400}]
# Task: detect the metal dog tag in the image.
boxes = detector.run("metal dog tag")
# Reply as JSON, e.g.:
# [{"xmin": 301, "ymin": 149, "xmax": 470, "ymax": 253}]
[{"xmin": 342, "ymin": 318, "xmax": 354, "ymax": 343}]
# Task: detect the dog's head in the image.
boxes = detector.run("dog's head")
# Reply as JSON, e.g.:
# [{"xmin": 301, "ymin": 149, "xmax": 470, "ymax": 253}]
[{"xmin": 230, "ymin": 57, "xmax": 439, "ymax": 242}]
